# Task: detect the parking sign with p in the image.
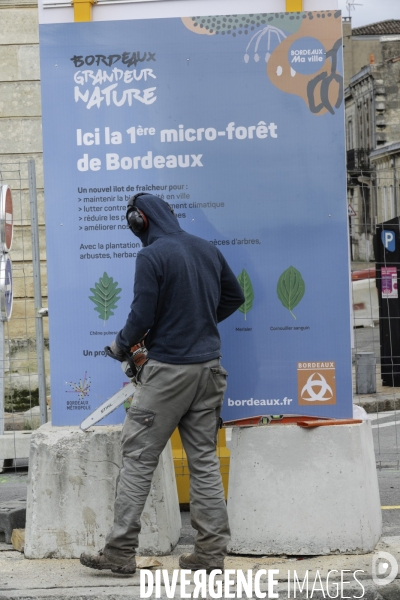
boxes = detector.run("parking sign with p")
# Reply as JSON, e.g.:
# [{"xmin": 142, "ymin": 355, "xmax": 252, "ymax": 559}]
[{"xmin": 382, "ymin": 230, "xmax": 396, "ymax": 252}]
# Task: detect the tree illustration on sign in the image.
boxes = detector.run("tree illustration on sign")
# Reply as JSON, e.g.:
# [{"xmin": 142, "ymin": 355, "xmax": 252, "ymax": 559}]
[
  {"xmin": 237, "ymin": 269, "xmax": 254, "ymax": 320},
  {"xmin": 89, "ymin": 272, "xmax": 121, "ymax": 322},
  {"xmin": 277, "ymin": 266, "xmax": 305, "ymax": 320}
]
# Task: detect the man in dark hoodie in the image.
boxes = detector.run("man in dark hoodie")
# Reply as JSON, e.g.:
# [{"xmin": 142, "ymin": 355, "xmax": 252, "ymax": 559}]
[{"xmin": 80, "ymin": 193, "xmax": 244, "ymax": 575}]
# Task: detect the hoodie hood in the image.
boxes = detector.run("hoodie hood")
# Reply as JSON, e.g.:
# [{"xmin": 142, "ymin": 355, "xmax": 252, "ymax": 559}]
[{"xmin": 133, "ymin": 194, "xmax": 182, "ymax": 246}]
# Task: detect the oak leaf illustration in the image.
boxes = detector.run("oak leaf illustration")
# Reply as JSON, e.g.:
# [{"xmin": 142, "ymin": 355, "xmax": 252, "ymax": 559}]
[{"xmin": 89, "ymin": 272, "xmax": 121, "ymax": 322}]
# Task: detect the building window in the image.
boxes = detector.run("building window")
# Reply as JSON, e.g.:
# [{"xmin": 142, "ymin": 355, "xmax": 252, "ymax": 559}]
[{"xmin": 347, "ymin": 118, "xmax": 353, "ymax": 149}]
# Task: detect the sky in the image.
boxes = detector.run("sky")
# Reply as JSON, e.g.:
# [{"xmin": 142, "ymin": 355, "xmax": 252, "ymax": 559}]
[{"xmin": 337, "ymin": 0, "xmax": 399, "ymax": 28}]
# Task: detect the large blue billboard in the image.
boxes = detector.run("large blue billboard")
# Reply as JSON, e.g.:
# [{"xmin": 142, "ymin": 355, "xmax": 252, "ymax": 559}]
[{"xmin": 39, "ymin": 10, "xmax": 352, "ymax": 425}]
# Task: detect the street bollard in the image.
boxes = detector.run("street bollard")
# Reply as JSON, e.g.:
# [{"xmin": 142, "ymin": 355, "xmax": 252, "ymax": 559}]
[{"xmin": 356, "ymin": 352, "xmax": 376, "ymax": 394}]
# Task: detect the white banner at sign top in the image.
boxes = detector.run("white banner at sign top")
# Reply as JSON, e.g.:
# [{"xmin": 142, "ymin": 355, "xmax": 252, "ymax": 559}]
[{"xmin": 39, "ymin": 0, "xmax": 339, "ymax": 24}]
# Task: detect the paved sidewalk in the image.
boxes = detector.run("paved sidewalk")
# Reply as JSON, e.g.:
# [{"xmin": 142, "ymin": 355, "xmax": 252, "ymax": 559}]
[{"xmin": 0, "ymin": 537, "xmax": 399, "ymax": 599}]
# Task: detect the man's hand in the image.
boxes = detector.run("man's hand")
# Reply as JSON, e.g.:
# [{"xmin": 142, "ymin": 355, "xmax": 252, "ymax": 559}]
[{"xmin": 110, "ymin": 339, "xmax": 126, "ymax": 359}]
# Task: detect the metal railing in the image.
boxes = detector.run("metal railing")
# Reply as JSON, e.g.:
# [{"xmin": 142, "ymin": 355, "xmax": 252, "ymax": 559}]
[
  {"xmin": 0, "ymin": 159, "xmax": 48, "ymax": 473},
  {"xmin": 1, "ymin": 160, "xmax": 399, "ymax": 478},
  {"xmin": 350, "ymin": 165, "xmax": 400, "ymax": 469}
]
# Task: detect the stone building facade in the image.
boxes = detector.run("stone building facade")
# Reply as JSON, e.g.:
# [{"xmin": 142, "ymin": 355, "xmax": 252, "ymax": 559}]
[
  {"xmin": 344, "ymin": 21, "xmax": 400, "ymax": 261},
  {"xmin": 343, "ymin": 18, "xmax": 400, "ymax": 88},
  {"xmin": 0, "ymin": 0, "xmax": 48, "ymax": 411},
  {"xmin": 370, "ymin": 143, "xmax": 400, "ymax": 226}
]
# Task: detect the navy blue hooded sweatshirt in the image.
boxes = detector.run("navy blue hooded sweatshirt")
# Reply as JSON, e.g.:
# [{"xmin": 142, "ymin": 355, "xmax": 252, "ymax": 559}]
[{"xmin": 116, "ymin": 194, "xmax": 245, "ymax": 364}]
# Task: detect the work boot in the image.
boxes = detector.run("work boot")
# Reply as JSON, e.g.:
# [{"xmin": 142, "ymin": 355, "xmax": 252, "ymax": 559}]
[
  {"xmin": 179, "ymin": 553, "xmax": 224, "ymax": 573},
  {"xmin": 80, "ymin": 549, "xmax": 136, "ymax": 575}
]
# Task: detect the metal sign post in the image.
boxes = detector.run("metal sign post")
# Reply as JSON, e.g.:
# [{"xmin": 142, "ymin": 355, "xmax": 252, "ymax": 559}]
[{"xmin": 28, "ymin": 160, "xmax": 47, "ymax": 426}]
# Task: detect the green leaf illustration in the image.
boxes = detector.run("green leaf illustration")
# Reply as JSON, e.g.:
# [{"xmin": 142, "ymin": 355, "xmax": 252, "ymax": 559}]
[
  {"xmin": 89, "ymin": 272, "xmax": 121, "ymax": 322},
  {"xmin": 277, "ymin": 266, "xmax": 305, "ymax": 320},
  {"xmin": 237, "ymin": 269, "xmax": 254, "ymax": 321}
]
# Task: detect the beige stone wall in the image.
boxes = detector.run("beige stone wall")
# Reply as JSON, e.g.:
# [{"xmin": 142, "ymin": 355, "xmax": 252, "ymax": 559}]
[
  {"xmin": 351, "ymin": 39, "xmax": 382, "ymax": 80},
  {"xmin": 0, "ymin": 1, "xmax": 49, "ymax": 408},
  {"xmin": 342, "ymin": 19, "xmax": 353, "ymax": 89},
  {"xmin": 366, "ymin": 58, "xmax": 400, "ymax": 149},
  {"xmin": 345, "ymin": 29, "xmax": 400, "ymax": 262},
  {"xmin": 342, "ymin": 19, "xmax": 383, "ymax": 89}
]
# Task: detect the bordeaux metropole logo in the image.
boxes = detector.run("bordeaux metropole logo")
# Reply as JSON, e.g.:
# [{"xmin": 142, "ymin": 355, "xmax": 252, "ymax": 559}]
[{"xmin": 372, "ymin": 551, "xmax": 399, "ymax": 586}]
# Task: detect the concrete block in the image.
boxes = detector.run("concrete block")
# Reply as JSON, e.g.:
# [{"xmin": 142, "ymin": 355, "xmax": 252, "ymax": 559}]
[
  {"xmin": 0, "ymin": 82, "xmax": 42, "ymax": 118},
  {"xmin": 24, "ymin": 406, "xmax": 52, "ymax": 430},
  {"xmin": 227, "ymin": 421, "xmax": 382, "ymax": 555},
  {"xmin": 0, "ymin": 431, "xmax": 32, "ymax": 461},
  {"xmin": 0, "ymin": 118, "xmax": 42, "ymax": 154},
  {"xmin": 0, "ymin": 500, "xmax": 26, "ymax": 543},
  {"xmin": 0, "ymin": 9, "xmax": 39, "ymax": 45},
  {"xmin": 25, "ymin": 424, "xmax": 181, "ymax": 558}
]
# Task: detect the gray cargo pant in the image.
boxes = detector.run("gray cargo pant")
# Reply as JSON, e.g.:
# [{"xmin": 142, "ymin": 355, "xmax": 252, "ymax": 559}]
[{"xmin": 104, "ymin": 357, "xmax": 230, "ymax": 564}]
